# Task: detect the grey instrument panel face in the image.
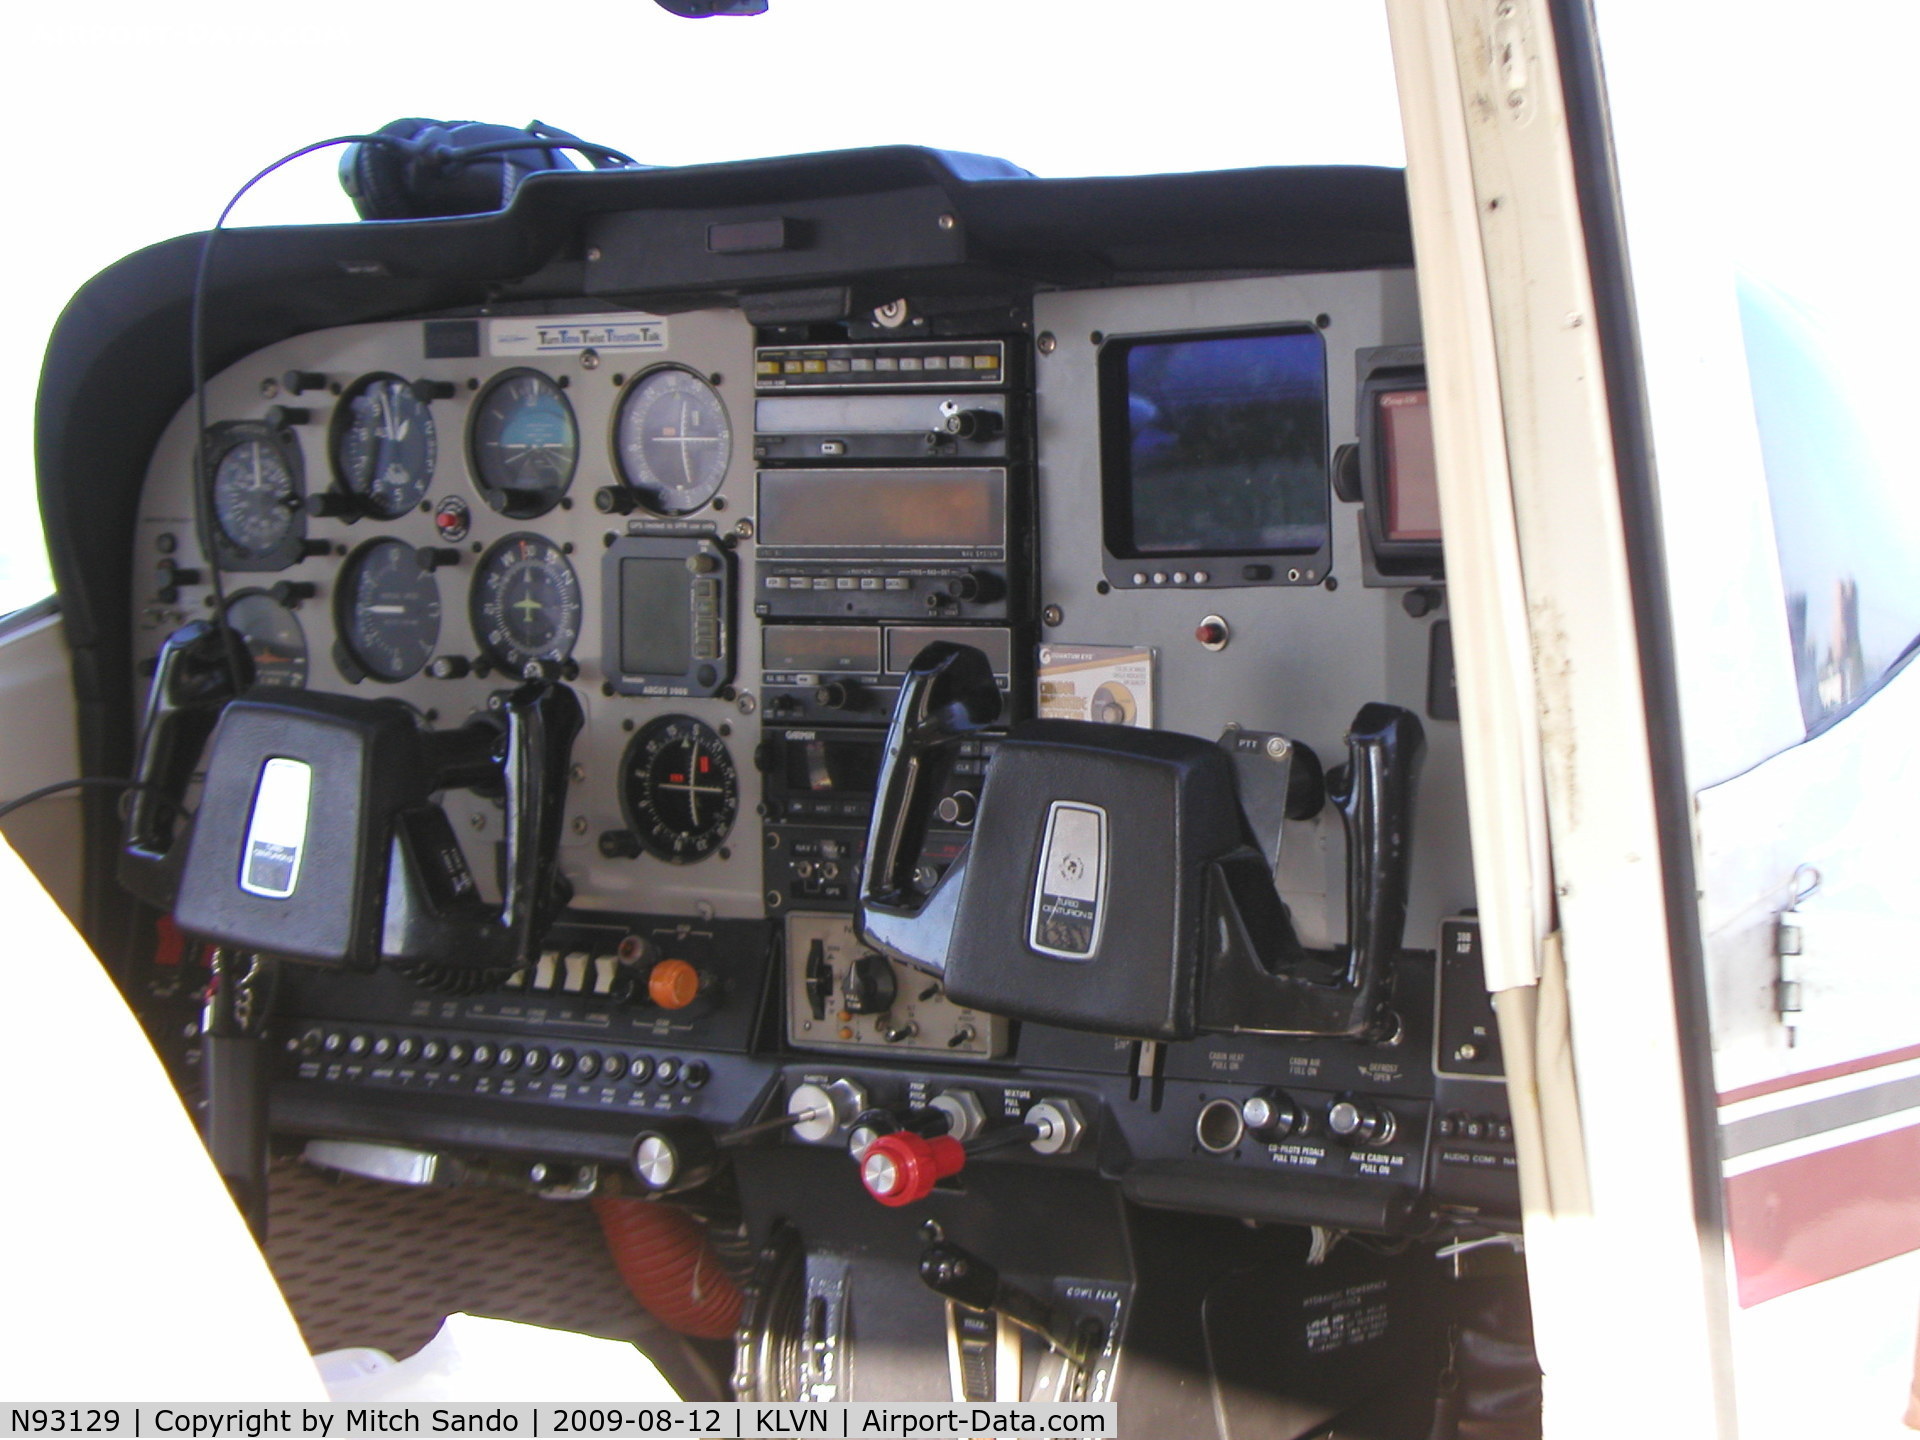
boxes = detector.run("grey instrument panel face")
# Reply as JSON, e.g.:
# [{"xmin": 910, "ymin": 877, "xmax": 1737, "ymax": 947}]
[
  {"xmin": 1031, "ymin": 272, "xmax": 1472, "ymax": 951},
  {"xmin": 131, "ymin": 309, "xmax": 766, "ymax": 920},
  {"xmin": 131, "ymin": 276, "xmax": 1472, "ymax": 940}
]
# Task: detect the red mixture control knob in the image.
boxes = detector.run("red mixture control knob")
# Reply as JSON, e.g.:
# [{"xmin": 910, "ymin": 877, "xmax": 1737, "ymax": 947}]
[
  {"xmin": 859, "ymin": 1131, "xmax": 966, "ymax": 1207},
  {"xmin": 648, "ymin": 959, "xmax": 703, "ymax": 1010}
]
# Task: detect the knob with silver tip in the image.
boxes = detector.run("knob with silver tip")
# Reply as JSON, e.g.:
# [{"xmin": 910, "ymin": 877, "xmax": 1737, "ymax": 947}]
[
  {"xmin": 1023, "ymin": 1097, "xmax": 1087, "ymax": 1156},
  {"xmin": 628, "ymin": 1120, "xmax": 720, "ymax": 1194},
  {"xmin": 1326, "ymin": 1098, "xmax": 1396, "ymax": 1146},
  {"xmin": 788, "ymin": 1078, "xmax": 869, "ymax": 1143},
  {"xmin": 928, "ymin": 1090, "xmax": 987, "ymax": 1143},
  {"xmin": 1240, "ymin": 1091, "xmax": 1302, "ymax": 1139}
]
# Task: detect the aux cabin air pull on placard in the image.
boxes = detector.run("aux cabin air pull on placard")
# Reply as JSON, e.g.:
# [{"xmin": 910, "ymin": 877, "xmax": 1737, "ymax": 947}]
[{"xmin": 1029, "ymin": 801, "xmax": 1109, "ymax": 960}]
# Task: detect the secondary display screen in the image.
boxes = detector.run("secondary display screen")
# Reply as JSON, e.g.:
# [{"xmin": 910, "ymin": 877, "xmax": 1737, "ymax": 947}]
[
  {"xmin": 763, "ymin": 625, "xmax": 883, "ymax": 674},
  {"xmin": 1101, "ymin": 327, "xmax": 1328, "ymax": 558},
  {"xmin": 786, "ymin": 736, "xmax": 883, "ymax": 795},
  {"xmin": 1379, "ymin": 388, "xmax": 1440, "ymax": 542},
  {"xmin": 619, "ymin": 556, "xmax": 692, "ymax": 676},
  {"xmin": 758, "ymin": 469, "xmax": 1005, "ymax": 552}
]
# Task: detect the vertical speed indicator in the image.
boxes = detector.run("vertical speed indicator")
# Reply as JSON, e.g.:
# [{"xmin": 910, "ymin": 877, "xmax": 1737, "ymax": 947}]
[{"xmin": 619, "ymin": 716, "xmax": 738, "ymax": 863}]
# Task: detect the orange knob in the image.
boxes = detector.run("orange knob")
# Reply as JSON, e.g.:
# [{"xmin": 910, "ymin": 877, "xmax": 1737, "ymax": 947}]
[{"xmin": 648, "ymin": 958, "xmax": 702, "ymax": 1010}]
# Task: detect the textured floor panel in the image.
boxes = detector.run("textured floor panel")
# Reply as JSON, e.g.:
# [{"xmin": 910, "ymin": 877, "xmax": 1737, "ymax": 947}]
[{"xmin": 264, "ymin": 1159, "xmax": 729, "ymax": 1398}]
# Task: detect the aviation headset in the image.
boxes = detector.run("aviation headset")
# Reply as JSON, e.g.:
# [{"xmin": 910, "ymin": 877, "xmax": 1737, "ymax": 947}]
[{"xmin": 337, "ymin": 117, "xmax": 642, "ymax": 221}]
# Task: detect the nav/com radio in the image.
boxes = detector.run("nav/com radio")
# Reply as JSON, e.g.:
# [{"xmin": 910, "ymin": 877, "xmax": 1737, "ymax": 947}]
[
  {"xmin": 753, "ymin": 336, "xmax": 1028, "ymax": 1063},
  {"xmin": 753, "ymin": 466, "xmax": 1012, "ymax": 622},
  {"xmin": 760, "ymin": 624, "xmax": 1012, "ymax": 726},
  {"xmin": 752, "ymin": 338, "xmax": 1025, "ymax": 626}
]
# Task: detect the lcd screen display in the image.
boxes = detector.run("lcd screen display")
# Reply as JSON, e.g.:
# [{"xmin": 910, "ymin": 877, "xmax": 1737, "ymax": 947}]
[
  {"xmin": 786, "ymin": 736, "xmax": 883, "ymax": 795},
  {"xmin": 1380, "ymin": 389, "xmax": 1440, "ymax": 542},
  {"xmin": 762, "ymin": 625, "xmax": 882, "ymax": 673},
  {"xmin": 883, "ymin": 626, "xmax": 1013, "ymax": 676},
  {"xmin": 1102, "ymin": 328, "xmax": 1328, "ymax": 557},
  {"xmin": 758, "ymin": 470, "xmax": 1004, "ymax": 550},
  {"xmin": 619, "ymin": 557, "xmax": 692, "ymax": 676}
]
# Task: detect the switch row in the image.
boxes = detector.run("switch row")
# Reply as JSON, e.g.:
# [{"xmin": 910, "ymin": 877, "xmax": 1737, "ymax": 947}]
[
  {"xmin": 1435, "ymin": 1111, "xmax": 1512, "ymax": 1143},
  {"xmin": 294, "ymin": 1028, "xmax": 709, "ymax": 1088}
]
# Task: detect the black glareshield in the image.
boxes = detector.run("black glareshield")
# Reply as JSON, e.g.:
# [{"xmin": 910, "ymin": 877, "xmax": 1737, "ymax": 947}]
[
  {"xmin": 172, "ymin": 681, "xmax": 581, "ymax": 972},
  {"xmin": 857, "ymin": 642, "xmax": 1425, "ymax": 1041}
]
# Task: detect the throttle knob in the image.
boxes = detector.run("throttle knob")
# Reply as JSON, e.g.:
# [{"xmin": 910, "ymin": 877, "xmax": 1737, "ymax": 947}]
[
  {"xmin": 859, "ymin": 1131, "xmax": 966, "ymax": 1207},
  {"xmin": 1326, "ymin": 1098, "xmax": 1396, "ymax": 1146}
]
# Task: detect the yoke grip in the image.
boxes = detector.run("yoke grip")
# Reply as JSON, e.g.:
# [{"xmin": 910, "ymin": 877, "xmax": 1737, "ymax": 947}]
[{"xmin": 120, "ymin": 622, "xmax": 250, "ymax": 908}]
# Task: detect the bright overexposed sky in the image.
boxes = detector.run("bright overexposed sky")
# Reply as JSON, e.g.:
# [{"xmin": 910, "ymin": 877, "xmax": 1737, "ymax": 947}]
[{"xmin": 9, "ymin": 1, "xmax": 1405, "ymax": 614}]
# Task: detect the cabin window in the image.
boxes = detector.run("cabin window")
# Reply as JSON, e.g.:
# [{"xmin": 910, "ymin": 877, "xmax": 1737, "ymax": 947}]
[
  {"xmin": 1733, "ymin": 282, "xmax": 1920, "ymax": 729},
  {"xmin": 1595, "ymin": 3, "xmax": 1920, "ymax": 738}
]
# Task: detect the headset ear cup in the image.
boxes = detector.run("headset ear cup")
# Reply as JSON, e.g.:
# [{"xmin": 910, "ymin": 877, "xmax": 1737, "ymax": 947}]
[{"xmin": 340, "ymin": 117, "xmax": 441, "ymax": 220}]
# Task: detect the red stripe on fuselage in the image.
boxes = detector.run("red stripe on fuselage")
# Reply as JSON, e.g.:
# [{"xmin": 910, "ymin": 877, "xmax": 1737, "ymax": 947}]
[
  {"xmin": 1725, "ymin": 1122, "xmax": 1920, "ymax": 1306},
  {"xmin": 1718, "ymin": 1042, "xmax": 1920, "ymax": 1106}
]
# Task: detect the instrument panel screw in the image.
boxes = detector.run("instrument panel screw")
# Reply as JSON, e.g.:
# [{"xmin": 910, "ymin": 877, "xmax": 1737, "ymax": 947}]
[
  {"xmin": 570, "ymin": 764, "xmax": 587, "ymax": 784},
  {"xmin": 469, "ymin": 813, "xmax": 487, "ymax": 832},
  {"xmin": 580, "ymin": 348, "xmax": 600, "ymax": 370},
  {"xmin": 937, "ymin": 213, "xmax": 957, "ymax": 231},
  {"xmin": 1042, "ymin": 605, "xmax": 1064, "ymax": 627},
  {"xmin": 1036, "ymin": 333, "xmax": 1057, "ymax": 355},
  {"xmin": 571, "ymin": 815, "xmax": 589, "ymax": 837},
  {"xmin": 259, "ymin": 378, "xmax": 280, "ymax": 398},
  {"xmin": 732, "ymin": 518, "xmax": 755, "ymax": 540},
  {"xmin": 585, "ymin": 246, "xmax": 603, "ymax": 262}
]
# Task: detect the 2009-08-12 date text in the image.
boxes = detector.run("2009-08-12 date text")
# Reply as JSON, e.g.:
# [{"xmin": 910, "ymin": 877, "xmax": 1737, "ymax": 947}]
[{"xmin": 552, "ymin": 1412, "xmax": 724, "ymax": 1435}]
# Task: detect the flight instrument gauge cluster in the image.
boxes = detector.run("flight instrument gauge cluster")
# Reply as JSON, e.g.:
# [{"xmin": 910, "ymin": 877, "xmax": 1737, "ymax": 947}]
[{"xmin": 131, "ymin": 307, "xmax": 765, "ymax": 925}]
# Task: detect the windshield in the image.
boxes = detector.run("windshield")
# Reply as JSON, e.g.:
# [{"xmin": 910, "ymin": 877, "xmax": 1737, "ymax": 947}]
[{"xmin": 9, "ymin": 1, "xmax": 1403, "ymax": 618}]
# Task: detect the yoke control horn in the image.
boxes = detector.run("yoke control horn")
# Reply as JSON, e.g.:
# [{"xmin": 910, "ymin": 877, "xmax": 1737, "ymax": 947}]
[{"xmin": 856, "ymin": 641, "xmax": 1424, "ymax": 1039}]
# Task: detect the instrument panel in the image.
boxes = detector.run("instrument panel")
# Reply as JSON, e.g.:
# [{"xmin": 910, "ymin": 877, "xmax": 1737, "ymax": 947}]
[
  {"xmin": 127, "ymin": 269, "xmax": 1510, "ymax": 1233},
  {"xmin": 134, "ymin": 309, "xmax": 769, "ymax": 923}
]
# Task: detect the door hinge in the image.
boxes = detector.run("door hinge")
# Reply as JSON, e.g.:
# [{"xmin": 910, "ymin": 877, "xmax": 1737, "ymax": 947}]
[{"xmin": 1774, "ymin": 865, "xmax": 1821, "ymax": 1040}]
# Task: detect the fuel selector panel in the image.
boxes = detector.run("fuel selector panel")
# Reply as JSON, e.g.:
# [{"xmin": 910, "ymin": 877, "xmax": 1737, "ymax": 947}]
[{"xmin": 784, "ymin": 913, "xmax": 1007, "ymax": 1060}]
